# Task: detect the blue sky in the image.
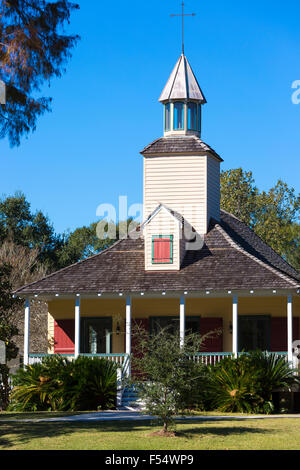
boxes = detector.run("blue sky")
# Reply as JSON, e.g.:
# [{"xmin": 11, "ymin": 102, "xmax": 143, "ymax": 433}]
[{"xmin": 0, "ymin": 0, "xmax": 299, "ymax": 235}]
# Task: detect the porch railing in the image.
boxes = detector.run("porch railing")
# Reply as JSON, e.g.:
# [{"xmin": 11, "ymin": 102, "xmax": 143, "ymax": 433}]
[
  {"xmin": 28, "ymin": 351, "xmax": 291, "ymax": 373},
  {"xmin": 28, "ymin": 353, "xmax": 130, "ymax": 370},
  {"xmin": 191, "ymin": 352, "xmax": 289, "ymax": 366},
  {"xmin": 191, "ymin": 353, "xmax": 233, "ymax": 366}
]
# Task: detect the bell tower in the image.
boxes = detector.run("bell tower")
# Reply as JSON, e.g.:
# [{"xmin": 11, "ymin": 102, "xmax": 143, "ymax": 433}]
[
  {"xmin": 140, "ymin": 7, "xmax": 223, "ymax": 270},
  {"xmin": 159, "ymin": 53, "xmax": 206, "ymax": 138}
]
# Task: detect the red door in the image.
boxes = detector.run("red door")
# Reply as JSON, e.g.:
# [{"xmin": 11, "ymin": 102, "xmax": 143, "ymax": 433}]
[
  {"xmin": 131, "ymin": 319, "xmax": 149, "ymax": 379},
  {"xmin": 54, "ymin": 319, "xmax": 75, "ymax": 354},
  {"xmin": 200, "ymin": 318, "xmax": 223, "ymax": 353},
  {"xmin": 271, "ymin": 317, "xmax": 299, "ymax": 352}
]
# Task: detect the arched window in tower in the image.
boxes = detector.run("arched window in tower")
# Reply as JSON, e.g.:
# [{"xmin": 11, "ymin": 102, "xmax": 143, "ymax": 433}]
[
  {"xmin": 187, "ymin": 102, "xmax": 197, "ymax": 130},
  {"xmin": 164, "ymin": 103, "xmax": 171, "ymax": 131},
  {"xmin": 173, "ymin": 102, "xmax": 184, "ymax": 130}
]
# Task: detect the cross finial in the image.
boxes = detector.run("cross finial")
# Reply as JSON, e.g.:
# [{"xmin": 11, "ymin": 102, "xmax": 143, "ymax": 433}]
[{"xmin": 170, "ymin": 2, "xmax": 196, "ymax": 55}]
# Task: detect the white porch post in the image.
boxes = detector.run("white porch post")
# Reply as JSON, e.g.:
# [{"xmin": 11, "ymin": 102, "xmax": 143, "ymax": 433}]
[
  {"xmin": 24, "ymin": 298, "xmax": 30, "ymax": 366},
  {"xmin": 75, "ymin": 296, "xmax": 81, "ymax": 359},
  {"xmin": 125, "ymin": 296, "xmax": 132, "ymax": 377},
  {"xmin": 125, "ymin": 296, "xmax": 132, "ymax": 355},
  {"xmin": 232, "ymin": 296, "xmax": 238, "ymax": 358},
  {"xmin": 287, "ymin": 295, "xmax": 293, "ymax": 365},
  {"xmin": 180, "ymin": 295, "xmax": 185, "ymax": 349}
]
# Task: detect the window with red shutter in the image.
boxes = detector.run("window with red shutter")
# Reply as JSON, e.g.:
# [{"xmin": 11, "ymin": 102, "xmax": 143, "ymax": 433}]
[
  {"xmin": 54, "ymin": 319, "xmax": 75, "ymax": 354},
  {"xmin": 152, "ymin": 235, "xmax": 173, "ymax": 264}
]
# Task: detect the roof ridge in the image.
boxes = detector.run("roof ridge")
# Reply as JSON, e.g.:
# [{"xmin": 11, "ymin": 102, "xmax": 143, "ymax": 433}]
[
  {"xmin": 220, "ymin": 209, "xmax": 300, "ymax": 279},
  {"xmin": 215, "ymin": 223, "xmax": 299, "ymax": 288},
  {"xmin": 169, "ymin": 54, "xmax": 182, "ymax": 101}
]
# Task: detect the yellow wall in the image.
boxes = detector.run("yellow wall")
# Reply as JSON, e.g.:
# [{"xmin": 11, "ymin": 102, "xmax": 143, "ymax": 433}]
[
  {"xmin": 48, "ymin": 299, "xmax": 126, "ymax": 354},
  {"xmin": 48, "ymin": 296, "xmax": 300, "ymax": 354}
]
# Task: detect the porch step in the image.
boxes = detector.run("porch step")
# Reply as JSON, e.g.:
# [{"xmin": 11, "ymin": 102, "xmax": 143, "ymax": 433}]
[{"xmin": 118, "ymin": 386, "xmax": 144, "ymax": 411}]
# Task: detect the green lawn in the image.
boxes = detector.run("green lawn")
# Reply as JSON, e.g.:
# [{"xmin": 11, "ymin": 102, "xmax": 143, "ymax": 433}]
[{"xmin": 1, "ymin": 416, "xmax": 300, "ymax": 450}]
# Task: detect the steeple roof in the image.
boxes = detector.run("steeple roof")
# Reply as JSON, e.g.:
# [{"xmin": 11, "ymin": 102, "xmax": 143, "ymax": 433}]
[{"xmin": 159, "ymin": 54, "xmax": 206, "ymax": 103}]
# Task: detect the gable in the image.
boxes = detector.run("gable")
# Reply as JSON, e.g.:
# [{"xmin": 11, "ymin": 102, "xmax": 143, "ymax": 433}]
[{"xmin": 143, "ymin": 205, "xmax": 181, "ymax": 271}]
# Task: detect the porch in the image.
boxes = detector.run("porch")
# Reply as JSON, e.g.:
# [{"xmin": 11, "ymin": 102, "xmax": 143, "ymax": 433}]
[
  {"xmin": 27, "ymin": 351, "xmax": 289, "ymax": 368},
  {"xmin": 23, "ymin": 291, "xmax": 300, "ymax": 371}
]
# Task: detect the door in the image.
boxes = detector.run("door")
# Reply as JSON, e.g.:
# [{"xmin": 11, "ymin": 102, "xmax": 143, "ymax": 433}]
[
  {"xmin": 131, "ymin": 319, "xmax": 149, "ymax": 379},
  {"xmin": 238, "ymin": 315, "xmax": 271, "ymax": 352},
  {"xmin": 81, "ymin": 318, "xmax": 112, "ymax": 354},
  {"xmin": 149, "ymin": 316, "xmax": 201, "ymax": 336},
  {"xmin": 200, "ymin": 318, "xmax": 223, "ymax": 353}
]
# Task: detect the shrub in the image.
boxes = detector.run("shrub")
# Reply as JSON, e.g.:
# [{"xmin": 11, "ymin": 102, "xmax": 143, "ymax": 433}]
[
  {"xmin": 206, "ymin": 355, "xmax": 262, "ymax": 413},
  {"xmin": 9, "ymin": 355, "xmax": 117, "ymax": 412},
  {"xmin": 206, "ymin": 351, "xmax": 300, "ymax": 414},
  {"xmin": 246, "ymin": 351, "xmax": 298, "ymax": 404},
  {"xmin": 130, "ymin": 324, "xmax": 208, "ymax": 433}
]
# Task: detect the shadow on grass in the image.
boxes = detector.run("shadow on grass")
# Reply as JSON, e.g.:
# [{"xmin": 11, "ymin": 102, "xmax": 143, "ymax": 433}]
[
  {"xmin": 0, "ymin": 418, "xmax": 273, "ymax": 449},
  {"xmin": 175, "ymin": 425, "xmax": 270, "ymax": 440}
]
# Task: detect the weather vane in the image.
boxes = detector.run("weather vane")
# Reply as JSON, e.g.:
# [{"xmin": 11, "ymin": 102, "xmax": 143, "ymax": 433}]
[{"xmin": 170, "ymin": 2, "xmax": 196, "ymax": 55}]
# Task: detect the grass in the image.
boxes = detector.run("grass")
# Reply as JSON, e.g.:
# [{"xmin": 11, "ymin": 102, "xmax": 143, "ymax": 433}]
[{"xmin": 1, "ymin": 416, "xmax": 300, "ymax": 450}]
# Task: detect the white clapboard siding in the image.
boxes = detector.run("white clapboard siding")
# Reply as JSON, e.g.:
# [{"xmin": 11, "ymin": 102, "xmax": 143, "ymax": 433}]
[
  {"xmin": 144, "ymin": 154, "xmax": 220, "ymax": 236},
  {"xmin": 206, "ymin": 155, "xmax": 220, "ymax": 225}
]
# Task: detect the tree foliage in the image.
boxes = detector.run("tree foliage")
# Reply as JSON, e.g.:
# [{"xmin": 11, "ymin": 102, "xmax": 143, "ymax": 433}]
[
  {"xmin": 0, "ymin": 0, "xmax": 79, "ymax": 146},
  {"xmin": 0, "ymin": 192, "xmax": 139, "ymax": 271},
  {"xmin": 0, "ymin": 191, "xmax": 63, "ymax": 270},
  {"xmin": 221, "ymin": 168, "xmax": 300, "ymax": 272},
  {"xmin": 129, "ymin": 324, "xmax": 210, "ymax": 433},
  {"xmin": 0, "ymin": 263, "xmax": 21, "ymax": 408},
  {"xmin": 59, "ymin": 218, "xmax": 138, "ymax": 266}
]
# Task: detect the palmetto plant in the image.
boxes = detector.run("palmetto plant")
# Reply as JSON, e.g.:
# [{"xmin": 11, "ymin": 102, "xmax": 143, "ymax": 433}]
[
  {"xmin": 9, "ymin": 359, "xmax": 67, "ymax": 411},
  {"xmin": 60, "ymin": 356, "xmax": 118, "ymax": 411},
  {"xmin": 9, "ymin": 356, "xmax": 117, "ymax": 412},
  {"xmin": 207, "ymin": 352, "xmax": 300, "ymax": 414},
  {"xmin": 246, "ymin": 351, "xmax": 299, "ymax": 402},
  {"xmin": 207, "ymin": 356, "xmax": 262, "ymax": 413}
]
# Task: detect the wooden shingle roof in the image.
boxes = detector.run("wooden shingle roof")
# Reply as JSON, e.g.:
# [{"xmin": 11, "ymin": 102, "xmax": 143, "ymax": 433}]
[
  {"xmin": 141, "ymin": 135, "xmax": 223, "ymax": 161},
  {"xmin": 15, "ymin": 211, "xmax": 299, "ymax": 296}
]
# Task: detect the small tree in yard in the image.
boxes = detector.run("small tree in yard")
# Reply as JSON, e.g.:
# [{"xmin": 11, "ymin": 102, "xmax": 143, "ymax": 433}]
[
  {"xmin": 0, "ymin": 263, "xmax": 21, "ymax": 409},
  {"xmin": 130, "ymin": 324, "xmax": 212, "ymax": 435}
]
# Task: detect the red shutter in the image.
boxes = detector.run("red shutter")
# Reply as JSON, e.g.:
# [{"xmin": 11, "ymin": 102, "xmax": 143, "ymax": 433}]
[
  {"xmin": 200, "ymin": 318, "xmax": 223, "ymax": 353},
  {"xmin": 153, "ymin": 238, "xmax": 171, "ymax": 263},
  {"xmin": 271, "ymin": 317, "xmax": 300, "ymax": 352},
  {"xmin": 54, "ymin": 320, "xmax": 75, "ymax": 354}
]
